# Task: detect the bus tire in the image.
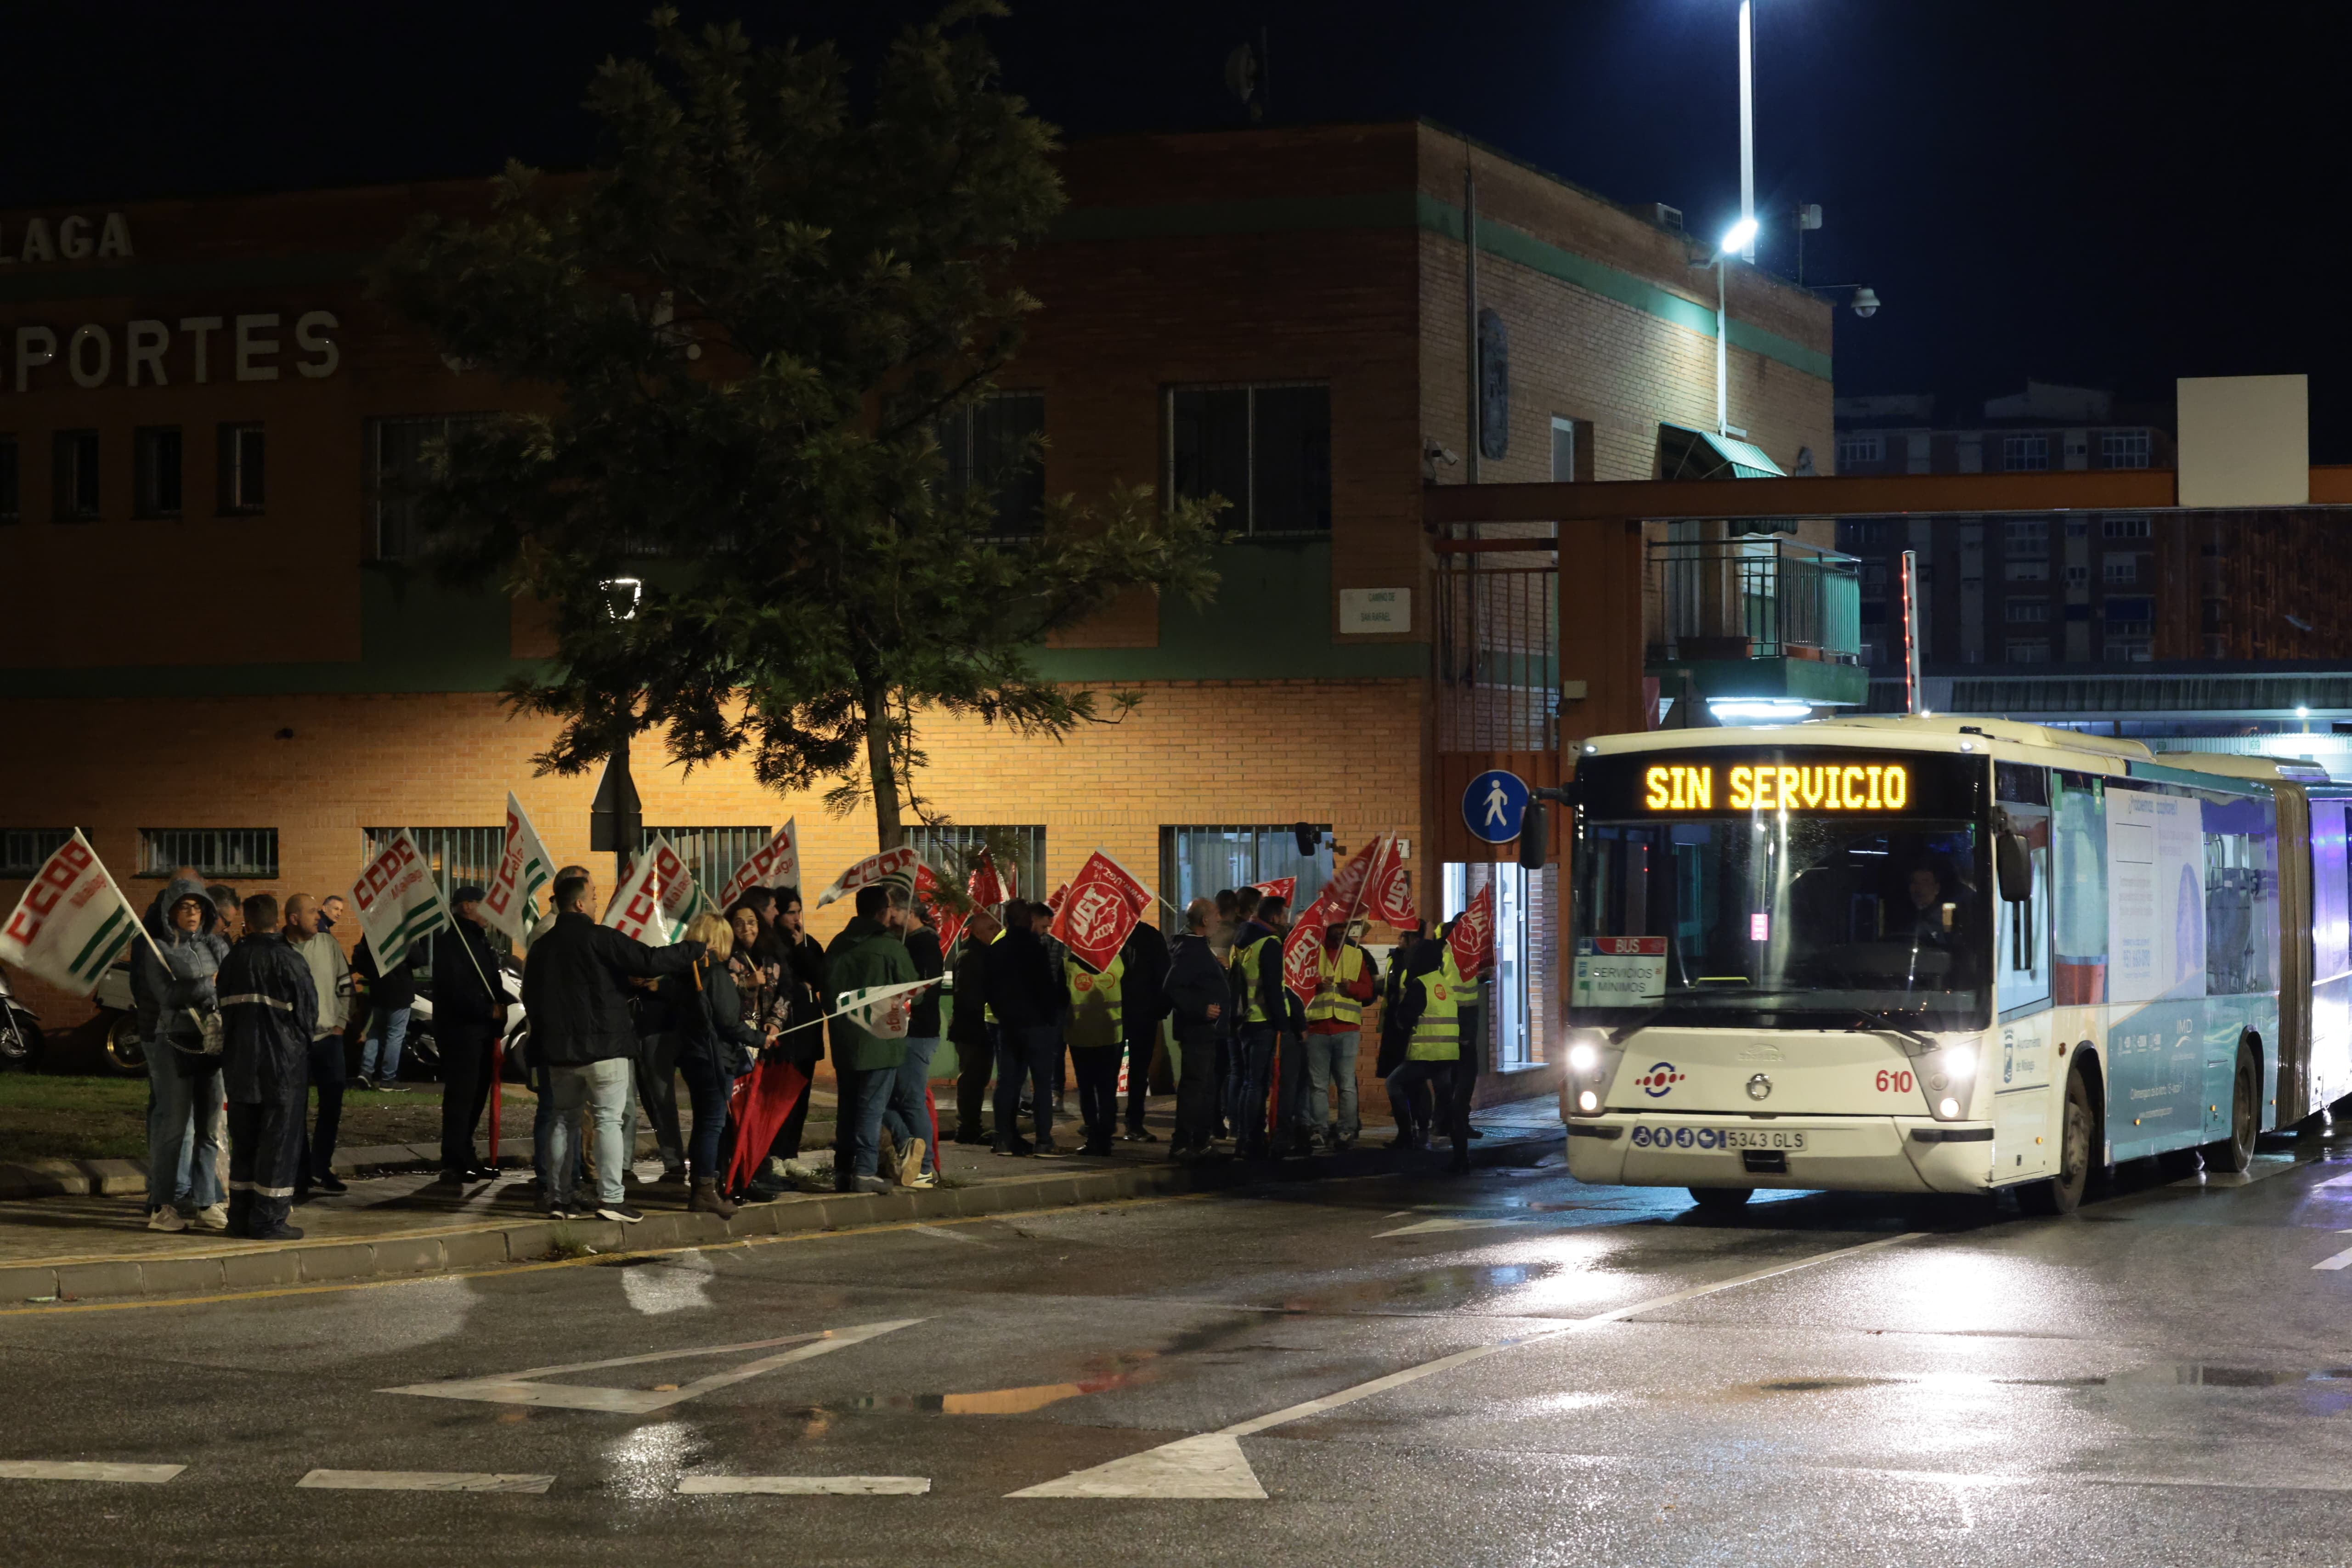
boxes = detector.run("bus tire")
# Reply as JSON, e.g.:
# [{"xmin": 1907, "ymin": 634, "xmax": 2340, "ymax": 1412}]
[
  {"xmin": 1688, "ymin": 1187, "xmax": 1753, "ymax": 1211},
  {"xmin": 2202, "ymin": 1040, "xmax": 2259, "ymax": 1174},
  {"xmin": 2018, "ymin": 1064, "xmax": 2095, "ymax": 1216}
]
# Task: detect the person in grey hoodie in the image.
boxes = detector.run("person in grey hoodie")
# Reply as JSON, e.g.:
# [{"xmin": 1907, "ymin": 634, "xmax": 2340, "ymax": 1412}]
[{"xmin": 133, "ymin": 876, "xmax": 231, "ymax": 1233}]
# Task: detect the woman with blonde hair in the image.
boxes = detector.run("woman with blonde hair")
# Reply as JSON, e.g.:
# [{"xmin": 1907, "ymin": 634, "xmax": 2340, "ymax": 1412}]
[{"xmin": 658, "ymin": 910, "xmax": 769, "ymax": 1217}]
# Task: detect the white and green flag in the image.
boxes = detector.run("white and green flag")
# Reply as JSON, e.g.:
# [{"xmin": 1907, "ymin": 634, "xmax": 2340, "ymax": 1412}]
[
  {"xmin": 0, "ymin": 831, "xmax": 144, "ymax": 996},
  {"xmin": 604, "ymin": 835, "xmax": 712, "ymax": 945},
  {"xmin": 831, "ymin": 976, "xmax": 940, "ymax": 1041},
  {"xmin": 480, "ymin": 792, "xmax": 555, "ymax": 948},
  {"xmin": 350, "ymin": 829, "xmax": 452, "ymax": 972}
]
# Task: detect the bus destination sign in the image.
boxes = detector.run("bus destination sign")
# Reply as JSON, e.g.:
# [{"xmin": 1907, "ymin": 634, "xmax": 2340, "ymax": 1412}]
[{"xmin": 1642, "ymin": 761, "xmax": 1911, "ymax": 812}]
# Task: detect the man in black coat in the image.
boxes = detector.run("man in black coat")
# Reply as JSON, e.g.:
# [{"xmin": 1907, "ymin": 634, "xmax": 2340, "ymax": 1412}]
[
  {"xmin": 985, "ymin": 901, "xmax": 1069, "ymax": 1155},
  {"xmin": 1117, "ymin": 917, "xmax": 1171, "ymax": 1142},
  {"xmin": 947, "ymin": 906, "xmax": 1002, "ymax": 1143},
  {"xmin": 216, "ymin": 893, "xmax": 317, "ymax": 1240},
  {"xmin": 1163, "ymin": 898, "xmax": 1230, "ymax": 1160},
  {"xmin": 431, "ymin": 886, "xmax": 507, "ymax": 1183},
  {"xmin": 521, "ymin": 874, "xmax": 702, "ymax": 1222}
]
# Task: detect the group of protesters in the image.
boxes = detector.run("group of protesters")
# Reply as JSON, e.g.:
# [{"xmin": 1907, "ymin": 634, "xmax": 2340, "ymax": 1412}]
[{"xmin": 133, "ymin": 855, "xmax": 1487, "ymax": 1241}]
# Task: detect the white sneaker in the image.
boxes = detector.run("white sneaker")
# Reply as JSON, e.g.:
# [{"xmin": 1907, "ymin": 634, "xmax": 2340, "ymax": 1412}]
[
  {"xmin": 192, "ymin": 1203, "xmax": 229, "ymax": 1232},
  {"xmin": 904, "ymin": 1171, "xmax": 938, "ymax": 1190},
  {"xmin": 147, "ymin": 1206, "xmax": 188, "ymax": 1233}
]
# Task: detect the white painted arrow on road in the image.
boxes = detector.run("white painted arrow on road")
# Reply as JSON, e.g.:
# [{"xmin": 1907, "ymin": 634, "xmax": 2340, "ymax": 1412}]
[{"xmin": 381, "ymin": 1319, "xmax": 924, "ymax": 1415}]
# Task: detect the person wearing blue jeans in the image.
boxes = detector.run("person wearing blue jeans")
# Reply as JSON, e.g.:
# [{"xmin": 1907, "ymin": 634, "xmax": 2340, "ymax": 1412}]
[
  {"xmin": 995, "ymin": 1025, "xmax": 1063, "ymax": 1153},
  {"xmin": 359, "ymin": 1005, "xmax": 407, "ymax": 1086},
  {"xmin": 544, "ymin": 1056, "xmax": 634, "ymax": 1219},
  {"xmin": 146, "ymin": 1055, "xmax": 226, "ymax": 1226},
  {"xmin": 984, "ymin": 903, "xmax": 1069, "ymax": 1156},
  {"xmin": 883, "ymin": 1036, "xmax": 941, "ymax": 1184}
]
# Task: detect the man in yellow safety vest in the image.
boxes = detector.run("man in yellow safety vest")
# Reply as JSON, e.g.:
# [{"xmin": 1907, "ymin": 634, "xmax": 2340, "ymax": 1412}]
[
  {"xmin": 1065, "ymin": 949, "xmax": 1125, "ymax": 1155},
  {"xmin": 1301, "ymin": 920, "xmax": 1380, "ymax": 1151},
  {"xmin": 1384, "ymin": 933, "xmax": 1464, "ymax": 1155}
]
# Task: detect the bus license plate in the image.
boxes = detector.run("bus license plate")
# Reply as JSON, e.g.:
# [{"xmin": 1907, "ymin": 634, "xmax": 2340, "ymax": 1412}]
[{"xmin": 1722, "ymin": 1129, "xmax": 1805, "ymax": 1151}]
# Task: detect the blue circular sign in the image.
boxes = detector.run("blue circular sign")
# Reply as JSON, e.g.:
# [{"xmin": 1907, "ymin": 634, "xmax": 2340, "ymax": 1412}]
[{"xmin": 1462, "ymin": 769, "xmax": 1532, "ymax": 844}]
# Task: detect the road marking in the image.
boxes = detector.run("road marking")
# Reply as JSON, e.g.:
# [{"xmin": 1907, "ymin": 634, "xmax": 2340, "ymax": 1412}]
[
  {"xmin": 1373, "ymin": 1216, "xmax": 1528, "ymax": 1238},
  {"xmin": 381, "ymin": 1319, "xmax": 922, "ymax": 1414},
  {"xmin": 1010, "ymin": 1231, "xmax": 1922, "ymax": 1499},
  {"xmin": 2312, "ymin": 1244, "xmax": 2352, "ymax": 1271},
  {"xmin": 0, "ymin": 1191, "xmax": 1229, "ymax": 1319},
  {"xmin": 297, "ymin": 1470, "xmax": 554, "ymax": 1494},
  {"xmin": 0, "ymin": 1461, "xmax": 184, "ymax": 1483},
  {"xmin": 678, "ymin": 1475, "xmax": 930, "ymax": 1495},
  {"xmin": 910, "ymin": 1224, "xmax": 989, "ymax": 1246}
]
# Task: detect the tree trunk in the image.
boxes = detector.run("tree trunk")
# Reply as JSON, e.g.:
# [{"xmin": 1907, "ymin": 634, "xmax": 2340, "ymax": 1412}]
[{"xmin": 862, "ymin": 677, "xmax": 905, "ymax": 851}]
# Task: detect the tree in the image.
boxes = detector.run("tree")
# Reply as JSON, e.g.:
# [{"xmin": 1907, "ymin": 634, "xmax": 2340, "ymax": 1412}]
[{"xmin": 374, "ymin": 3, "xmax": 1225, "ymax": 850}]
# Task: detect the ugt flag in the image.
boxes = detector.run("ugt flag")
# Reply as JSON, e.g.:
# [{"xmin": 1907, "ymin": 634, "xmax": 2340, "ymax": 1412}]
[
  {"xmin": 480, "ymin": 792, "xmax": 555, "ymax": 948},
  {"xmin": 1250, "ymin": 876, "xmax": 1296, "ymax": 909},
  {"xmin": 915, "ymin": 862, "xmax": 966, "ymax": 955},
  {"xmin": 351, "ymin": 830, "xmax": 451, "ymax": 973},
  {"xmin": 1308, "ymin": 834, "xmax": 1388, "ymax": 928},
  {"xmin": 717, "ymin": 818, "xmax": 800, "ymax": 908},
  {"xmin": 1280, "ymin": 906, "xmax": 1327, "ymax": 1006},
  {"xmin": 1047, "ymin": 849, "xmax": 1154, "ymax": 972},
  {"xmin": 0, "ymin": 831, "xmax": 142, "ymax": 996},
  {"xmin": 967, "ymin": 848, "xmax": 1016, "ymax": 911},
  {"xmin": 1448, "ymin": 883, "xmax": 1496, "ymax": 979},
  {"xmin": 605, "ymin": 836, "xmax": 709, "ymax": 944},
  {"xmin": 815, "ymin": 846, "xmax": 921, "ymax": 909},
  {"xmin": 1368, "ymin": 832, "xmax": 1418, "ymax": 927}
]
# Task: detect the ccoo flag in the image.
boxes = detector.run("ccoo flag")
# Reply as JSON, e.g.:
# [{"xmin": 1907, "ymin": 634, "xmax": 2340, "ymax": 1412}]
[
  {"xmin": 0, "ymin": 831, "xmax": 144, "ymax": 996},
  {"xmin": 351, "ymin": 830, "xmax": 452, "ymax": 973},
  {"xmin": 605, "ymin": 836, "xmax": 711, "ymax": 944},
  {"xmin": 717, "ymin": 819, "xmax": 800, "ymax": 909},
  {"xmin": 480, "ymin": 793, "xmax": 555, "ymax": 949},
  {"xmin": 815, "ymin": 846, "xmax": 921, "ymax": 909},
  {"xmin": 832, "ymin": 976, "xmax": 940, "ymax": 1041}
]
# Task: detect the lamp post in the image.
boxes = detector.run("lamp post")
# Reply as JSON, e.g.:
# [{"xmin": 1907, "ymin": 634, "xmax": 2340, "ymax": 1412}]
[{"xmin": 1710, "ymin": 216, "xmax": 1758, "ymax": 437}]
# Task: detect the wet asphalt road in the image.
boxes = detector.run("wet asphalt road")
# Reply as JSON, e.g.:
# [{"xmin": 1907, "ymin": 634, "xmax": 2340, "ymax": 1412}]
[{"xmin": 4, "ymin": 1132, "xmax": 2352, "ymax": 1568}]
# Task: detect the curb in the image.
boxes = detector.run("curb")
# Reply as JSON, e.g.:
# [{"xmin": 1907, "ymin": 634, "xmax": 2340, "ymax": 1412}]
[
  {"xmin": 0, "ymin": 1131, "xmax": 1563, "ymax": 1305},
  {"xmin": 0, "ymin": 1132, "xmax": 691, "ymax": 1202}
]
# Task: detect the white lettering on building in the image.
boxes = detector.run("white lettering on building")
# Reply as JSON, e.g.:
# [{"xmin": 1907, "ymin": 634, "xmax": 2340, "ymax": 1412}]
[
  {"xmin": 1, "ymin": 311, "xmax": 339, "ymax": 390},
  {"xmin": 0, "ymin": 212, "xmax": 135, "ymax": 266}
]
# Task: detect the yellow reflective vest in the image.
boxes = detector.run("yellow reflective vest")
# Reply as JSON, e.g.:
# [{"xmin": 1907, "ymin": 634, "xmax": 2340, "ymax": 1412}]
[
  {"xmin": 1065, "ymin": 953, "xmax": 1125, "ymax": 1049},
  {"xmin": 1232, "ymin": 933, "xmax": 1281, "ymax": 1025},
  {"xmin": 1305, "ymin": 943, "xmax": 1369, "ymax": 1029},
  {"xmin": 1406, "ymin": 950, "xmax": 1466, "ymax": 1062}
]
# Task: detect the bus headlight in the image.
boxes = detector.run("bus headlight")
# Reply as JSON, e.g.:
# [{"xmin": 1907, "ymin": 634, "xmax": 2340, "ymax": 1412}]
[
  {"xmin": 1578, "ymin": 1090, "xmax": 1600, "ymax": 1113},
  {"xmin": 1567, "ymin": 1041, "xmax": 1600, "ymax": 1073},
  {"xmin": 1925, "ymin": 1039, "xmax": 1980, "ymax": 1121},
  {"xmin": 1560, "ymin": 1031, "xmax": 1617, "ymax": 1118},
  {"xmin": 1937, "ymin": 1097, "xmax": 1961, "ymax": 1118}
]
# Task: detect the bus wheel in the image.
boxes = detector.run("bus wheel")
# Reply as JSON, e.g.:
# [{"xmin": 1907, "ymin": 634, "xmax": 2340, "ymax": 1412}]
[
  {"xmin": 2203, "ymin": 1041, "xmax": 2259, "ymax": 1175},
  {"xmin": 2019, "ymin": 1066, "xmax": 2094, "ymax": 1216},
  {"xmin": 1688, "ymin": 1187, "xmax": 1753, "ymax": 1211}
]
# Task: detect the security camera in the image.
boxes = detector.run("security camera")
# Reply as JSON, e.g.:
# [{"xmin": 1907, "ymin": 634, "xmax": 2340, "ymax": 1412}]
[
  {"xmin": 1849, "ymin": 286, "xmax": 1881, "ymax": 318},
  {"xmin": 1422, "ymin": 437, "xmax": 1460, "ymax": 480}
]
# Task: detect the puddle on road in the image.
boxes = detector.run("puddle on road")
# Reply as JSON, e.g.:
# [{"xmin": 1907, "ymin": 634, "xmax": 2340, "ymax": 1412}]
[
  {"xmin": 2103, "ymin": 1364, "xmax": 2352, "ymax": 1388},
  {"xmin": 1277, "ymin": 1261, "xmax": 1558, "ymax": 1315}
]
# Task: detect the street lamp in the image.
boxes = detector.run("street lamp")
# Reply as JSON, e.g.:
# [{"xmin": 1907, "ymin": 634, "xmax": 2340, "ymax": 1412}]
[{"xmin": 1700, "ymin": 218, "xmax": 1759, "ymax": 437}]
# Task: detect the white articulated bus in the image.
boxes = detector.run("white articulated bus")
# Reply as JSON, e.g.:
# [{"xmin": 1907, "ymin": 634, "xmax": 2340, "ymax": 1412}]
[{"xmin": 1558, "ymin": 714, "xmax": 2352, "ymax": 1214}]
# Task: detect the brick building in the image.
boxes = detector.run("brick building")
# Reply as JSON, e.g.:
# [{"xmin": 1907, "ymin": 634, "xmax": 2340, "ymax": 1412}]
[{"xmin": 0, "ymin": 121, "xmax": 1834, "ymax": 1098}]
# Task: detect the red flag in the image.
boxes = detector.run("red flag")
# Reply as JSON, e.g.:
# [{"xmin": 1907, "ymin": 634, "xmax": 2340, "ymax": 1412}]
[
  {"xmin": 1309, "ymin": 835, "xmax": 1388, "ymax": 929},
  {"xmin": 1046, "ymin": 881, "xmax": 1069, "ymax": 911},
  {"xmin": 1046, "ymin": 850, "xmax": 1150, "ymax": 971},
  {"xmin": 916, "ymin": 862, "xmax": 965, "ymax": 954},
  {"xmin": 1250, "ymin": 876, "xmax": 1296, "ymax": 908},
  {"xmin": 1368, "ymin": 835, "xmax": 1417, "ymax": 927},
  {"xmin": 1448, "ymin": 884, "xmax": 1496, "ymax": 978},
  {"xmin": 967, "ymin": 848, "xmax": 1018, "ymax": 911},
  {"xmin": 1280, "ymin": 909, "xmax": 1327, "ymax": 1005}
]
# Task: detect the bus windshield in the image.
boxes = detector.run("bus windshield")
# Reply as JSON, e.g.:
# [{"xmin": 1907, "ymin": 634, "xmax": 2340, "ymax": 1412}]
[{"xmin": 1571, "ymin": 757, "xmax": 1991, "ymax": 1030}]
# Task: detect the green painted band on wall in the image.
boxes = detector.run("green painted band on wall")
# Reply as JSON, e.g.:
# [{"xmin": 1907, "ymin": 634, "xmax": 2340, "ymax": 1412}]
[{"xmin": 0, "ymin": 253, "xmax": 370, "ymax": 306}]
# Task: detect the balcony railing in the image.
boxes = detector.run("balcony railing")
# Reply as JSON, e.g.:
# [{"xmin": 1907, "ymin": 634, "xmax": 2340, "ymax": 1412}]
[{"xmin": 1646, "ymin": 536, "xmax": 1862, "ymax": 665}]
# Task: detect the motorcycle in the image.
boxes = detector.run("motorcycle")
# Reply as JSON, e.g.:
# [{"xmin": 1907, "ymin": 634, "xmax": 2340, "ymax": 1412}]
[
  {"xmin": 0, "ymin": 964, "xmax": 44, "ymax": 1072},
  {"xmin": 403, "ymin": 952, "xmax": 529, "ymax": 1084},
  {"xmin": 90, "ymin": 960, "xmax": 147, "ymax": 1076}
]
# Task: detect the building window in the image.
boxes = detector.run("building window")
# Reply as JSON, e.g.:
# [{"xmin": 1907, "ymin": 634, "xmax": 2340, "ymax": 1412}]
[
  {"xmin": 1167, "ymin": 382, "xmax": 1331, "ymax": 536},
  {"xmin": 2002, "ymin": 434, "xmax": 2050, "ymax": 472},
  {"xmin": 368, "ymin": 415, "xmax": 484, "ymax": 560},
  {"xmin": 1549, "ymin": 415, "xmax": 1579, "ymax": 482},
  {"xmin": 904, "ymin": 825, "xmax": 1047, "ymax": 911},
  {"xmin": 2005, "ymin": 598, "xmax": 2052, "ymax": 624},
  {"xmin": 2005, "ymin": 640, "xmax": 2052, "ymax": 664},
  {"xmin": 2004, "ymin": 518, "xmax": 2049, "ymax": 556},
  {"xmin": 0, "ymin": 829, "xmax": 71, "ymax": 877},
  {"xmin": 2104, "ymin": 596, "xmax": 2154, "ymax": 627},
  {"xmin": 218, "ymin": 423, "xmax": 264, "ymax": 514},
  {"xmin": 937, "ymin": 391, "xmax": 1045, "ymax": 536},
  {"xmin": 2103, "ymin": 638, "xmax": 2153, "ymax": 662},
  {"xmin": 1160, "ymin": 825, "xmax": 1335, "ymax": 917},
  {"xmin": 362, "ymin": 825, "xmax": 503, "ymax": 911},
  {"xmin": 2103, "ymin": 555, "xmax": 2144, "ymax": 584},
  {"xmin": 1836, "ymin": 432, "xmax": 1883, "ymax": 468},
  {"xmin": 2101, "ymin": 430, "xmax": 2151, "ymax": 469},
  {"xmin": 1860, "ymin": 561, "xmax": 1888, "ymax": 595},
  {"xmin": 2064, "ymin": 565, "xmax": 2090, "ymax": 585},
  {"xmin": 138, "ymin": 828, "xmax": 277, "ymax": 879},
  {"xmin": 2003, "ymin": 559, "xmax": 2050, "ymax": 582},
  {"xmin": 1837, "ymin": 518, "xmax": 1889, "ymax": 551},
  {"xmin": 2101, "ymin": 515, "xmax": 2152, "ymax": 539},
  {"xmin": 52, "ymin": 430, "xmax": 99, "ymax": 521},
  {"xmin": 0, "ymin": 436, "xmax": 17, "ymax": 523},
  {"xmin": 643, "ymin": 826, "xmax": 773, "ymax": 899},
  {"xmin": 133, "ymin": 426, "xmax": 183, "ymax": 519}
]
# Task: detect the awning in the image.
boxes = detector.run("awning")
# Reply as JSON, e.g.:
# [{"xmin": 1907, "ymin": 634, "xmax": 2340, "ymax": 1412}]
[{"xmin": 1657, "ymin": 423, "xmax": 1788, "ymax": 481}]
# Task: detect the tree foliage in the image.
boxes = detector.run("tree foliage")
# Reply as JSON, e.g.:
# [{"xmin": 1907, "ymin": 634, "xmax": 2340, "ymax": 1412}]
[{"xmin": 373, "ymin": 3, "xmax": 1225, "ymax": 847}]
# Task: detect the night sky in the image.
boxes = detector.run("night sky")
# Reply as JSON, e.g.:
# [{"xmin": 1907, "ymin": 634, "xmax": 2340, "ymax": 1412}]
[{"xmin": 13, "ymin": 2, "xmax": 2341, "ymax": 452}]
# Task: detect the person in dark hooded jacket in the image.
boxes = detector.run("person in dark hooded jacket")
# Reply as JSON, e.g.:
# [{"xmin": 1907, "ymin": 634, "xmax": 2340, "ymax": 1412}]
[
  {"xmin": 1118, "ymin": 918, "xmax": 1171, "ymax": 1141},
  {"xmin": 216, "ymin": 893, "xmax": 317, "ymax": 1240},
  {"xmin": 134, "ymin": 875, "xmax": 232, "ymax": 1232}
]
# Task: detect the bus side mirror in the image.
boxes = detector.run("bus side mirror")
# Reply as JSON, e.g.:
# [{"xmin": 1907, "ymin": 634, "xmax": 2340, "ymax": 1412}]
[
  {"xmin": 1996, "ymin": 832, "xmax": 2032, "ymax": 903},
  {"xmin": 1520, "ymin": 784, "xmax": 1576, "ymax": 872}
]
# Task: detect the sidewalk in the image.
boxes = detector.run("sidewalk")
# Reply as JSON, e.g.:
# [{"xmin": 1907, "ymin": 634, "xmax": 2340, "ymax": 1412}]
[{"xmin": 0, "ymin": 1096, "xmax": 1564, "ymax": 1305}]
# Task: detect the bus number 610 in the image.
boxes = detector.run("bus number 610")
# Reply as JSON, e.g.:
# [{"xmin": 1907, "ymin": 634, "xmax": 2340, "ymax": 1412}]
[{"xmin": 1875, "ymin": 1070, "xmax": 1915, "ymax": 1093}]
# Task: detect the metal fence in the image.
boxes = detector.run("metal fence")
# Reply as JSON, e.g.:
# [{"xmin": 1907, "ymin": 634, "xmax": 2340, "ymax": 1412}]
[
  {"xmin": 904, "ymin": 825, "xmax": 1047, "ymax": 907},
  {"xmin": 1434, "ymin": 560, "xmax": 1560, "ymax": 753},
  {"xmin": 645, "ymin": 826, "xmax": 773, "ymax": 900},
  {"xmin": 362, "ymin": 826, "xmax": 504, "ymax": 906},
  {"xmin": 1645, "ymin": 535, "xmax": 1861, "ymax": 664},
  {"xmin": 138, "ymin": 828, "xmax": 279, "ymax": 879}
]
